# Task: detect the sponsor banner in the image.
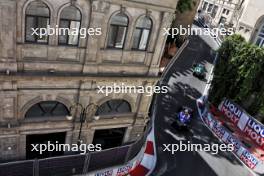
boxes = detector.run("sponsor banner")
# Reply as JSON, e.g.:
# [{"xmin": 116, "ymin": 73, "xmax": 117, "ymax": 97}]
[
  {"xmin": 221, "ymin": 131, "xmax": 230, "ymax": 143},
  {"xmin": 226, "ymin": 135, "xmax": 241, "ymax": 152},
  {"xmin": 94, "ymin": 162, "xmax": 136, "ymax": 176},
  {"xmin": 244, "ymin": 119, "xmax": 264, "ymax": 148},
  {"xmin": 204, "ymin": 112, "xmax": 259, "ymax": 169},
  {"xmin": 95, "ymin": 170, "xmax": 113, "ymax": 176},
  {"xmin": 238, "ymin": 113, "xmax": 249, "ymax": 131},
  {"xmin": 240, "ymin": 149, "xmax": 259, "ymax": 169},
  {"xmin": 116, "ymin": 164, "xmax": 133, "ymax": 176},
  {"xmin": 219, "ymin": 99, "xmax": 264, "ymax": 149},
  {"xmin": 212, "ymin": 121, "xmax": 226, "ymax": 139},
  {"xmin": 219, "ymin": 99, "xmax": 243, "ymax": 125},
  {"xmin": 203, "ymin": 112, "xmax": 215, "ymax": 128}
]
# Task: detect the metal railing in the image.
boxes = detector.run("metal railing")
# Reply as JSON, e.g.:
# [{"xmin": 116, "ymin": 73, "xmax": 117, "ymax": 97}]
[{"xmin": 0, "ymin": 127, "xmax": 149, "ymax": 176}]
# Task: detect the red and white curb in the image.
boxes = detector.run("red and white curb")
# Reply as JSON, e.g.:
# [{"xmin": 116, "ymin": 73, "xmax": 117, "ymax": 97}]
[
  {"xmin": 84, "ymin": 127, "xmax": 157, "ymax": 176},
  {"xmin": 129, "ymin": 128, "xmax": 156, "ymax": 176}
]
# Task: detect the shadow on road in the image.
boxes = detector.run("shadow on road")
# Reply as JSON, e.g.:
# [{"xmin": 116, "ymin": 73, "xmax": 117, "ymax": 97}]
[{"xmin": 151, "ymin": 35, "xmax": 249, "ymax": 176}]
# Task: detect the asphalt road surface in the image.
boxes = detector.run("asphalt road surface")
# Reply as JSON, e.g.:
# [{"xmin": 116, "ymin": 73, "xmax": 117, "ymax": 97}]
[{"xmin": 151, "ymin": 33, "xmax": 255, "ymax": 176}]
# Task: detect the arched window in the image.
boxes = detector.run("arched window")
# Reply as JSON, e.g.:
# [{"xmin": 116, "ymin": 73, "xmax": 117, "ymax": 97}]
[
  {"xmin": 132, "ymin": 16, "xmax": 152, "ymax": 50},
  {"xmin": 255, "ymin": 23, "xmax": 264, "ymax": 47},
  {"xmin": 107, "ymin": 13, "xmax": 128, "ymax": 49},
  {"xmin": 95, "ymin": 99, "xmax": 131, "ymax": 116},
  {"xmin": 59, "ymin": 6, "xmax": 81, "ymax": 46},
  {"xmin": 25, "ymin": 101, "xmax": 69, "ymax": 118},
  {"xmin": 25, "ymin": 1, "xmax": 50, "ymax": 43}
]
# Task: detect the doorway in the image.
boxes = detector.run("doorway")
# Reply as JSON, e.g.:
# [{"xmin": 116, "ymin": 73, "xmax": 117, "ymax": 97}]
[
  {"xmin": 92, "ymin": 128, "xmax": 126, "ymax": 150},
  {"xmin": 26, "ymin": 132, "xmax": 66, "ymax": 159}
]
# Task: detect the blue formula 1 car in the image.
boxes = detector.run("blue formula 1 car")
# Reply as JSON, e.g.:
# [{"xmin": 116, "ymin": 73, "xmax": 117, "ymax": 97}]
[{"xmin": 171, "ymin": 106, "xmax": 193, "ymax": 131}]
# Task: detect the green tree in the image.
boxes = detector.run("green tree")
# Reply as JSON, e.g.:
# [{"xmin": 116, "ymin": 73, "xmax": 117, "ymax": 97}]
[
  {"xmin": 209, "ymin": 34, "xmax": 264, "ymax": 122},
  {"xmin": 170, "ymin": 0, "xmax": 200, "ymax": 45},
  {"xmin": 177, "ymin": 0, "xmax": 195, "ymax": 13}
]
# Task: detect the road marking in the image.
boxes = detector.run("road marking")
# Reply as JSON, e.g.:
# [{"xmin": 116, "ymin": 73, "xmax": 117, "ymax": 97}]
[
  {"xmin": 192, "ymin": 135, "xmax": 201, "ymax": 140},
  {"xmin": 203, "ymin": 54, "xmax": 218, "ymax": 96},
  {"xmin": 164, "ymin": 129, "xmax": 186, "ymax": 141}
]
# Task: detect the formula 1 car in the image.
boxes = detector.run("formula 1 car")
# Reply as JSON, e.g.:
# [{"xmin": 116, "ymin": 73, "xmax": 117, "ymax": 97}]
[
  {"xmin": 192, "ymin": 63, "xmax": 206, "ymax": 79},
  {"xmin": 171, "ymin": 106, "xmax": 194, "ymax": 131}
]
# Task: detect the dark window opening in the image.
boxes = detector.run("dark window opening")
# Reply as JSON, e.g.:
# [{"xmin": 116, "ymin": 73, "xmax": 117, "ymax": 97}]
[
  {"xmin": 211, "ymin": 6, "xmax": 218, "ymax": 18},
  {"xmin": 207, "ymin": 4, "xmax": 213, "ymax": 13},
  {"xmin": 59, "ymin": 6, "xmax": 81, "ymax": 46},
  {"xmin": 255, "ymin": 24, "xmax": 264, "ymax": 47},
  {"xmin": 219, "ymin": 16, "xmax": 227, "ymax": 25},
  {"xmin": 202, "ymin": 2, "xmax": 208, "ymax": 11},
  {"xmin": 92, "ymin": 128, "xmax": 126, "ymax": 150},
  {"xmin": 25, "ymin": 1, "xmax": 50, "ymax": 44},
  {"xmin": 26, "ymin": 132, "xmax": 66, "ymax": 159},
  {"xmin": 107, "ymin": 13, "xmax": 128, "ymax": 49},
  {"xmin": 25, "ymin": 101, "xmax": 69, "ymax": 118},
  {"xmin": 132, "ymin": 16, "xmax": 152, "ymax": 51},
  {"xmin": 95, "ymin": 99, "xmax": 131, "ymax": 116}
]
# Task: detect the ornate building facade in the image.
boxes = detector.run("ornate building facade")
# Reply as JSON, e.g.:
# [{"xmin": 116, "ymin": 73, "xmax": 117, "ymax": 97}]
[
  {"xmin": 233, "ymin": 0, "xmax": 264, "ymax": 46},
  {"xmin": 198, "ymin": 0, "xmax": 264, "ymax": 47},
  {"xmin": 198, "ymin": 0, "xmax": 243, "ymax": 27},
  {"xmin": 0, "ymin": 0, "xmax": 177, "ymax": 161}
]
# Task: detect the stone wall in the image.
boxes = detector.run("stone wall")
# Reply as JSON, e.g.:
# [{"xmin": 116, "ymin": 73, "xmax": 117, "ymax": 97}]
[
  {"xmin": 0, "ymin": 0, "xmax": 178, "ymax": 161},
  {"xmin": 235, "ymin": 0, "xmax": 264, "ymax": 42},
  {"xmin": 0, "ymin": 0, "xmax": 177, "ymax": 76},
  {"xmin": 0, "ymin": 75, "xmax": 158, "ymax": 160}
]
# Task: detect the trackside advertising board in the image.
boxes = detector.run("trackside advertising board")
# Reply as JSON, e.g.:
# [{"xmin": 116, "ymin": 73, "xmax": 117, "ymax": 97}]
[
  {"xmin": 94, "ymin": 163, "xmax": 135, "ymax": 176},
  {"xmin": 218, "ymin": 99, "xmax": 264, "ymax": 150},
  {"xmin": 200, "ymin": 111, "xmax": 259, "ymax": 169}
]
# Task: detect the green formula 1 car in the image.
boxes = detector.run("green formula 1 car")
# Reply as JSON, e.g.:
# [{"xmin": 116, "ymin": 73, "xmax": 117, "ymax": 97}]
[{"xmin": 192, "ymin": 63, "xmax": 206, "ymax": 79}]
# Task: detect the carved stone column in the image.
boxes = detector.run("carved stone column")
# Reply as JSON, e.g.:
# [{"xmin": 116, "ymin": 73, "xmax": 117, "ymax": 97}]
[
  {"xmin": 83, "ymin": 0, "xmax": 110, "ymax": 73},
  {"xmin": 148, "ymin": 12, "xmax": 175, "ymax": 76}
]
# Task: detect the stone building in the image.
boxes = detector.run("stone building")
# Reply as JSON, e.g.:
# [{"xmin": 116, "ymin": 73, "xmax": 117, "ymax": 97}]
[
  {"xmin": 198, "ymin": 0, "xmax": 264, "ymax": 47},
  {"xmin": 233, "ymin": 0, "xmax": 264, "ymax": 46},
  {"xmin": 0, "ymin": 0, "xmax": 177, "ymax": 161},
  {"xmin": 198, "ymin": 0, "xmax": 242, "ymax": 27}
]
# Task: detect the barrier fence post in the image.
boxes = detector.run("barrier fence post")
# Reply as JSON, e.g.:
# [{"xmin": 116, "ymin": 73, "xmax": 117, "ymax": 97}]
[
  {"xmin": 125, "ymin": 145, "xmax": 133, "ymax": 163},
  {"xmin": 82, "ymin": 153, "xmax": 91, "ymax": 174},
  {"xmin": 33, "ymin": 159, "xmax": 39, "ymax": 176}
]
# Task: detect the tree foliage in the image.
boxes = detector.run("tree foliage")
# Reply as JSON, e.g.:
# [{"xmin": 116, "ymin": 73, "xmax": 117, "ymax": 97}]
[
  {"xmin": 176, "ymin": 0, "xmax": 195, "ymax": 13},
  {"xmin": 209, "ymin": 34, "xmax": 264, "ymax": 121}
]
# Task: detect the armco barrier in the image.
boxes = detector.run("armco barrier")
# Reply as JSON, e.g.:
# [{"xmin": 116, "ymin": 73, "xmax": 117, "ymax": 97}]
[
  {"xmin": 126, "ymin": 131, "xmax": 147, "ymax": 161},
  {"xmin": 39, "ymin": 155, "xmax": 86, "ymax": 176},
  {"xmin": 0, "ymin": 160, "xmax": 34, "ymax": 176},
  {"xmin": 88, "ymin": 145, "xmax": 129, "ymax": 172},
  {"xmin": 0, "ymin": 127, "xmax": 149, "ymax": 176}
]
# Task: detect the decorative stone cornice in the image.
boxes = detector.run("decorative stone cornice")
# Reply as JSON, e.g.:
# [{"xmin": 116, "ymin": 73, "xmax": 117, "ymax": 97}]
[
  {"xmin": 92, "ymin": 0, "xmax": 110, "ymax": 13},
  {"xmin": 146, "ymin": 9, "xmax": 152, "ymax": 17},
  {"xmin": 120, "ymin": 4, "xmax": 126, "ymax": 14}
]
